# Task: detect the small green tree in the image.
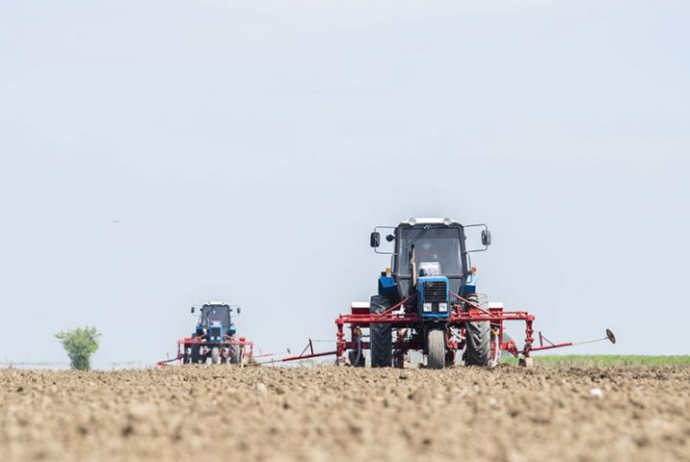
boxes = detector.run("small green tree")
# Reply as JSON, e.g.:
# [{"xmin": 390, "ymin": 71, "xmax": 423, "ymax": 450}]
[{"xmin": 56, "ymin": 327, "xmax": 101, "ymax": 371}]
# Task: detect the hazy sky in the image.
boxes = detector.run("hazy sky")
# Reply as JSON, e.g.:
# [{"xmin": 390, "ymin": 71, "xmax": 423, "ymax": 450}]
[{"xmin": 1, "ymin": 1, "xmax": 688, "ymax": 367}]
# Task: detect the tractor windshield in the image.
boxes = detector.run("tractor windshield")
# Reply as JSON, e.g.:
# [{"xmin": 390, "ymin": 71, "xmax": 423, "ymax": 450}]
[
  {"xmin": 201, "ymin": 305, "xmax": 231, "ymax": 328},
  {"xmin": 398, "ymin": 227, "xmax": 464, "ymax": 277}
]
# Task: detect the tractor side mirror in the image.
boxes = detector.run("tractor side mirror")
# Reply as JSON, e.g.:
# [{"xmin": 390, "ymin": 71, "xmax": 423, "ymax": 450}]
[
  {"xmin": 481, "ymin": 230, "xmax": 492, "ymax": 246},
  {"xmin": 191, "ymin": 307, "xmax": 195, "ymax": 314},
  {"xmin": 370, "ymin": 232, "xmax": 380, "ymax": 248},
  {"xmin": 237, "ymin": 307, "xmax": 241, "ymax": 314}
]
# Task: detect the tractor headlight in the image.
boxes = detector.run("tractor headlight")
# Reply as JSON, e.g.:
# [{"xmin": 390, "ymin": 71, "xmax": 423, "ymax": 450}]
[
  {"xmin": 439, "ymin": 303, "xmax": 448, "ymax": 312},
  {"xmin": 423, "ymin": 303, "xmax": 432, "ymax": 312}
]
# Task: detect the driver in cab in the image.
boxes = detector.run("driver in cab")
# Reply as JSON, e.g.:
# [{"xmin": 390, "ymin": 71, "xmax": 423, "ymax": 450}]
[{"xmin": 417, "ymin": 242, "xmax": 442, "ymax": 277}]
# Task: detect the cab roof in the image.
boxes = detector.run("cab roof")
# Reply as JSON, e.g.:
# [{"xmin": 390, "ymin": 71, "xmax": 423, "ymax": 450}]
[{"xmin": 398, "ymin": 217, "xmax": 460, "ymax": 227}]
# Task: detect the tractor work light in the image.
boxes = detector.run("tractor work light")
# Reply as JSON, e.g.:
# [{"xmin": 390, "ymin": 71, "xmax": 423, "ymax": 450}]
[
  {"xmin": 439, "ymin": 303, "xmax": 448, "ymax": 312},
  {"xmin": 423, "ymin": 303, "xmax": 432, "ymax": 312}
]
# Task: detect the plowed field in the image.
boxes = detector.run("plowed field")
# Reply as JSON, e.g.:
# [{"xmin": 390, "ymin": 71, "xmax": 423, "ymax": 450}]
[{"xmin": 1, "ymin": 365, "xmax": 688, "ymax": 461}]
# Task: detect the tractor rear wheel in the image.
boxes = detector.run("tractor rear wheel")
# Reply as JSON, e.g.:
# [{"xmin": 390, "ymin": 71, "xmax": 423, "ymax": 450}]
[
  {"xmin": 211, "ymin": 347, "xmax": 221, "ymax": 364},
  {"xmin": 190, "ymin": 345, "xmax": 201, "ymax": 364},
  {"xmin": 370, "ymin": 295, "xmax": 392, "ymax": 368},
  {"xmin": 465, "ymin": 293, "xmax": 492, "ymax": 367},
  {"xmin": 427, "ymin": 328, "xmax": 446, "ymax": 369},
  {"xmin": 229, "ymin": 344, "xmax": 241, "ymax": 364}
]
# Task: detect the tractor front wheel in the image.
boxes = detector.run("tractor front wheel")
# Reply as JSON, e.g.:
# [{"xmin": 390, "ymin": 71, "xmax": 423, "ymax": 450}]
[
  {"xmin": 370, "ymin": 295, "xmax": 393, "ymax": 368},
  {"xmin": 427, "ymin": 328, "xmax": 446, "ymax": 369},
  {"xmin": 211, "ymin": 347, "xmax": 221, "ymax": 365}
]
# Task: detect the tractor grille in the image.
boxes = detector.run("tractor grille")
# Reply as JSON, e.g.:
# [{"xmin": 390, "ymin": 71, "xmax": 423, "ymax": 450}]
[
  {"xmin": 423, "ymin": 281, "xmax": 447, "ymax": 303},
  {"xmin": 209, "ymin": 326, "xmax": 222, "ymax": 342}
]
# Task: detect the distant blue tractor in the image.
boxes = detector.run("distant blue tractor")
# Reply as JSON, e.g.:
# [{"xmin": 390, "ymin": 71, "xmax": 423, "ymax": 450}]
[{"xmin": 183, "ymin": 302, "xmax": 243, "ymax": 365}]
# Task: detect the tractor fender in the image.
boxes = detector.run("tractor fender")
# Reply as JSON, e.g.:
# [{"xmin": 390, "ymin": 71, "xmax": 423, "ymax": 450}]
[{"xmin": 378, "ymin": 276, "xmax": 397, "ymax": 297}]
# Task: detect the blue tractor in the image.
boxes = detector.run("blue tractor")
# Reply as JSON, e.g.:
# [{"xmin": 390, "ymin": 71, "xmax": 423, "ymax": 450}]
[
  {"xmin": 360, "ymin": 217, "xmax": 494, "ymax": 369},
  {"xmin": 183, "ymin": 302, "xmax": 243, "ymax": 365}
]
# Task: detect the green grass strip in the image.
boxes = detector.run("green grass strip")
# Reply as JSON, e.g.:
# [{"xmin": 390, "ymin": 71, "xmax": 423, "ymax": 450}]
[{"xmin": 502, "ymin": 355, "xmax": 690, "ymax": 367}]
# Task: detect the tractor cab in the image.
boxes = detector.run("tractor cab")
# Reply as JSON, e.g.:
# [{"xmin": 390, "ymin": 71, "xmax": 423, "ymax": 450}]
[
  {"xmin": 370, "ymin": 218, "xmax": 491, "ymax": 318},
  {"xmin": 192, "ymin": 302, "xmax": 239, "ymax": 342},
  {"xmin": 365, "ymin": 217, "xmax": 494, "ymax": 369}
]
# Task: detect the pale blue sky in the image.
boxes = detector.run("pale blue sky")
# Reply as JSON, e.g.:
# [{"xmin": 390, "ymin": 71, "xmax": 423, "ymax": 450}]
[{"xmin": 1, "ymin": 1, "xmax": 688, "ymax": 366}]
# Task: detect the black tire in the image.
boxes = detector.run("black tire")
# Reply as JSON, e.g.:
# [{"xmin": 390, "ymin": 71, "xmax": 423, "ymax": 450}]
[
  {"xmin": 348, "ymin": 350, "xmax": 365, "ymax": 367},
  {"xmin": 370, "ymin": 295, "xmax": 392, "ymax": 368},
  {"xmin": 465, "ymin": 293, "xmax": 491, "ymax": 367},
  {"xmin": 190, "ymin": 345, "xmax": 201, "ymax": 364},
  {"xmin": 427, "ymin": 328, "xmax": 446, "ymax": 369},
  {"xmin": 393, "ymin": 346, "xmax": 405, "ymax": 369},
  {"xmin": 229, "ymin": 344, "xmax": 241, "ymax": 364},
  {"xmin": 211, "ymin": 347, "xmax": 220, "ymax": 365},
  {"xmin": 348, "ymin": 332, "xmax": 365, "ymax": 367}
]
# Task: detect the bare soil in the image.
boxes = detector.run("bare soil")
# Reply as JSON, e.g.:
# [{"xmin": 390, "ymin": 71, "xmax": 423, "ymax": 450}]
[{"xmin": 1, "ymin": 365, "xmax": 689, "ymax": 461}]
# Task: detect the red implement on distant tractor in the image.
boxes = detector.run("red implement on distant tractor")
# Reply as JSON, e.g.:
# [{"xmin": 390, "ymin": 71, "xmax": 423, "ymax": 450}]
[
  {"xmin": 158, "ymin": 301, "xmax": 255, "ymax": 366},
  {"xmin": 158, "ymin": 335, "xmax": 254, "ymax": 366}
]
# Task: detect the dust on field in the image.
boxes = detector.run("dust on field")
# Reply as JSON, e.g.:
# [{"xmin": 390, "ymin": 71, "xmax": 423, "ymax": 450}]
[{"xmin": 1, "ymin": 365, "xmax": 688, "ymax": 461}]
